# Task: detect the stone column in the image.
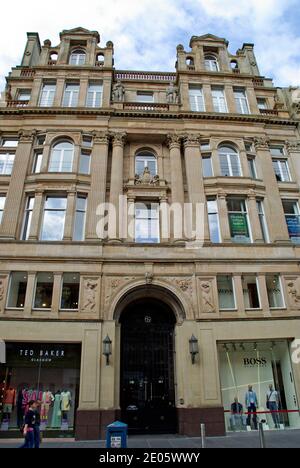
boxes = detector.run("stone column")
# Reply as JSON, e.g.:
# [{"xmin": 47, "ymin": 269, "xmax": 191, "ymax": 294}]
[
  {"xmin": 127, "ymin": 197, "xmax": 135, "ymax": 242},
  {"xmin": 210, "ymin": 138, "xmax": 220, "ymax": 176},
  {"xmin": 239, "ymin": 146, "xmax": 250, "ymax": 177},
  {"xmin": 179, "ymin": 79, "xmax": 190, "ymax": 111},
  {"xmin": 40, "ymin": 137, "xmax": 51, "ymax": 172},
  {"xmin": 167, "ymin": 134, "xmax": 185, "ymax": 241},
  {"xmin": 52, "ymin": 272, "xmax": 63, "ymax": 316},
  {"xmin": 102, "ymin": 76, "xmax": 112, "ymax": 108},
  {"xmin": 87, "ymin": 38, "xmax": 97, "ymax": 65},
  {"xmin": 183, "ymin": 134, "xmax": 210, "ymax": 242},
  {"xmin": 58, "ymin": 38, "xmax": 70, "ymax": 64},
  {"xmin": 30, "ymin": 77, "xmax": 43, "ymax": 106},
  {"xmin": 23, "ymin": 272, "xmax": 37, "ymax": 318},
  {"xmin": 219, "ymin": 47, "xmax": 230, "ymax": 72},
  {"xmin": 224, "ymin": 84, "xmax": 236, "ymax": 114},
  {"xmin": 0, "ymin": 130, "xmax": 36, "ymax": 239},
  {"xmin": 79, "ymin": 78, "xmax": 89, "ymax": 107},
  {"xmin": 108, "ymin": 132, "xmax": 126, "ymax": 241},
  {"xmin": 233, "ymin": 275, "xmax": 246, "ymax": 317},
  {"xmin": 286, "ymin": 141, "xmax": 300, "ymax": 186},
  {"xmin": 85, "ymin": 132, "xmax": 110, "ymax": 241},
  {"xmin": 217, "ymin": 190, "xmax": 231, "ymax": 242},
  {"xmin": 247, "ymin": 190, "xmax": 264, "ymax": 243},
  {"xmin": 254, "ymin": 137, "xmax": 290, "ymax": 243},
  {"xmin": 257, "ymin": 274, "xmax": 271, "ymax": 317},
  {"xmin": 53, "ymin": 77, "xmax": 65, "ymax": 106},
  {"xmin": 159, "ymin": 197, "xmax": 169, "ymax": 242},
  {"xmin": 63, "ymin": 190, "xmax": 77, "ymax": 241},
  {"xmin": 246, "ymin": 87, "xmax": 260, "ymax": 114},
  {"xmin": 203, "ymin": 84, "xmax": 214, "ymax": 112},
  {"xmin": 28, "ymin": 190, "xmax": 44, "ymax": 241}
]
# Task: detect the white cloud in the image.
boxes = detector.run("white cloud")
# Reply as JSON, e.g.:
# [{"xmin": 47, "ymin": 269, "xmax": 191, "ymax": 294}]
[{"xmin": 0, "ymin": 0, "xmax": 299, "ymax": 90}]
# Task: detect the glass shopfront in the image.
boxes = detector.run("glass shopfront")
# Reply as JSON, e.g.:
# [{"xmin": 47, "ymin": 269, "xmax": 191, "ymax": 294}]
[
  {"xmin": 218, "ymin": 340, "xmax": 300, "ymax": 432},
  {"xmin": 0, "ymin": 342, "xmax": 81, "ymax": 437}
]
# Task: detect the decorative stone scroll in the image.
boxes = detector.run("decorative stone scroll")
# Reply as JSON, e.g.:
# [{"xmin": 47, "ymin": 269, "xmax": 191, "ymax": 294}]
[
  {"xmin": 253, "ymin": 136, "xmax": 270, "ymax": 150},
  {"xmin": 104, "ymin": 276, "xmax": 136, "ymax": 308}
]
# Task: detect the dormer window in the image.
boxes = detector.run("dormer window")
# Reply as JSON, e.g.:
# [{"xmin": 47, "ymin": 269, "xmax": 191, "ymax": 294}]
[
  {"xmin": 69, "ymin": 49, "xmax": 86, "ymax": 66},
  {"xmin": 204, "ymin": 55, "xmax": 219, "ymax": 72}
]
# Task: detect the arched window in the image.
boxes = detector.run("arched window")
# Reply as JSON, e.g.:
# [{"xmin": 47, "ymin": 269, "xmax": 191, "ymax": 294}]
[
  {"xmin": 135, "ymin": 151, "xmax": 157, "ymax": 176},
  {"xmin": 218, "ymin": 145, "xmax": 241, "ymax": 177},
  {"xmin": 69, "ymin": 49, "xmax": 86, "ymax": 66},
  {"xmin": 186, "ymin": 56, "xmax": 195, "ymax": 69},
  {"xmin": 230, "ymin": 60, "xmax": 238, "ymax": 69},
  {"xmin": 49, "ymin": 52, "xmax": 58, "ymax": 64},
  {"xmin": 204, "ymin": 54, "xmax": 219, "ymax": 72},
  {"xmin": 49, "ymin": 141, "xmax": 74, "ymax": 172},
  {"xmin": 96, "ymin": 53, "xmax": 104, "ymax": 64}
]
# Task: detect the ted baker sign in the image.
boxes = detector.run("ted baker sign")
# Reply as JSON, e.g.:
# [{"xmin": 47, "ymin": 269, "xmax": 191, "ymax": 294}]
[{"xmin": 19, "ymin": 348, "xmax": 65, "ymax": 362}]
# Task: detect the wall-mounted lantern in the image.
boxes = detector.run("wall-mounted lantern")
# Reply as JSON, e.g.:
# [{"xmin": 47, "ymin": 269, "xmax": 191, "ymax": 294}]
[
  {"xmin": 189, "ymin": 335, "xmax": 199, "ymax": 364},
  {"xmin": 103, "ymin": 335, "xmax": 112, "ymax": 365}
]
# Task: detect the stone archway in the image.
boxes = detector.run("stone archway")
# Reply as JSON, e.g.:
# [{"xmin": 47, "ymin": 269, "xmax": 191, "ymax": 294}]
[
  {"xmin": 115, "ymin": 285, "xmax": 182, "ymax": 434},
  {"xmin": 112, "ymin": 283, "xmax": 187, "ymax": 324}
]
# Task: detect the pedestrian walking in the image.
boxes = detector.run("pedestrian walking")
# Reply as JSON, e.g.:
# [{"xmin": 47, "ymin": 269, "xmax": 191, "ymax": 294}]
[
  {"xmin": 34, "ymin": 400, "xmax": 42, "ymax": 448},
  {"xmin": 20, "ymin": 400, "xmax": 37, "ymax": 448}
]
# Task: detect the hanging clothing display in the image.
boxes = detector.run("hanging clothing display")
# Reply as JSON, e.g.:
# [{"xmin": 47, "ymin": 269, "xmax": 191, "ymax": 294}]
[
  {"xmin": 41, "ymin": 391, "xmax": 54, "ymax": 421},
  {"xmin": 61, "ymin": 391, "xmax": 71, "ymax": 412},
  {"xmin": 51, "ymin": 393, "xmax": 62, "ymax": 428},
  {"xmin": 3, "ymin": 388, "xmax": 16, "ymax": 405}
]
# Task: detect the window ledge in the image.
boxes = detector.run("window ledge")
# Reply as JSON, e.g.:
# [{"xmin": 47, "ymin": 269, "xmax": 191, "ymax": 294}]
[
  {"xmin": 219, "ymin": 309, "xmax": 238, "ymax": 312},
  {"xmin": 59, "ymin": 309, "xmax": 79, "ymax": 312}
]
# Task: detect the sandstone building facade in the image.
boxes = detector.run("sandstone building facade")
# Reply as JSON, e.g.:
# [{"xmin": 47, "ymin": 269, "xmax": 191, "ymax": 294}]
[{"xmin": 0, "ymin": 28, "xmax": 300, "ymax": 439}]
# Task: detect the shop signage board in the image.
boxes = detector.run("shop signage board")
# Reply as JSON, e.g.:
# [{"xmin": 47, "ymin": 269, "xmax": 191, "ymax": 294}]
[
  {"xmin": 286, "ymin": 216, "xmax": 300, "ymax": 243},
  {"xmin": 229, "ymin": 214, "xmax": 249, "ymax": 241}
]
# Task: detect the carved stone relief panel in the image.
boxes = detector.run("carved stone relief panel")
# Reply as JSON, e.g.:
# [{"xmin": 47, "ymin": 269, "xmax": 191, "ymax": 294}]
[
  {"xmin": 0, "ymin": 275, "xmax": 9, "ymax": 314},
  {"xmin": 197, "ymin": 277, "xmax": 218, "ymax": 316},
  {"xmin": 80, "ymin": 276, "xmax": 101, "ymax": 315},
  {"xmin": 285, "ymin": 276, "xmax": 300, "ymax": 309}
]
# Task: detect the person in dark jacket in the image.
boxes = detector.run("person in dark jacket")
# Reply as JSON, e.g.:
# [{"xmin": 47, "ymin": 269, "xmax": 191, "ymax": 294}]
[
  {"xmin": 20, "ymin": 400, "xmax": 37, "ymax": 448},
  {"xmin": 34, "ymin": 400, "xmax": 41, "ymax": 448}
]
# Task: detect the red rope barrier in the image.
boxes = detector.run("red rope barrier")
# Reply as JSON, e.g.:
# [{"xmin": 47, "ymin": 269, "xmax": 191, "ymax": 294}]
[{"xmin": 224, "ymin": 409, "xmax": 300, "ymax": 415}]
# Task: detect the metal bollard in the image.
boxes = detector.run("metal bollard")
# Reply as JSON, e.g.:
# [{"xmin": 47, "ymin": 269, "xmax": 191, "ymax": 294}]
[
  {"xmin": 200, "ymin": 423, "xmax": 206, "ymax": 448},
  {"xmin": 259, "ymin": 422, "xmax": 266, "ymax": 448}
]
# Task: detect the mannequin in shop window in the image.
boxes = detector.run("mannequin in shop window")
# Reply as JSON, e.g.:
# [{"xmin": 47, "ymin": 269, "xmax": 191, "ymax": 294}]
[
  {"xmin": 41, "ymin": 390, "xmax": 54, "ymax": 425},
  {"xmin": 51, "ymin": 390, "xmax": 62, "ymax": 428},
  {"xmin": 245, "ymin": 385, "xmax": 258, "ymax": 430},
  {"xmin": 230, "ymin": 397, "xmax": 247, "ymax": 430},
  {"xmin": 2, "ymin": 387, "xmax": 16, "ymax": 425},
  {"xmin": 266, "ymin": 384, "xmax": 281, "ymax": 429},
  {"xmin": 61, "ymin": 389, "xmax": 72, "ymax": 424}
]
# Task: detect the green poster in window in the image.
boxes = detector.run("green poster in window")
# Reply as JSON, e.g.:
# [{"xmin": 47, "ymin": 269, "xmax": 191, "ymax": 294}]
[{"xmin": 229, "ymin": 214, "xmax": 249, "ymax": 239}]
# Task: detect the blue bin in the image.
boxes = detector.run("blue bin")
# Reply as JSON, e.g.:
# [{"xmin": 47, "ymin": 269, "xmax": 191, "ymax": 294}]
[{"xmin": 106, "ymin": 421, "xmax": 128, "ymax": 448}]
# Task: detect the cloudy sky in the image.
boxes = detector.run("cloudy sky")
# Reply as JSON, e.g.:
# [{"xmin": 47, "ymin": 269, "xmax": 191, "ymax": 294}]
[{"xmin": 1, "ymin": 0, "xmax": 300, "ymax": 90}]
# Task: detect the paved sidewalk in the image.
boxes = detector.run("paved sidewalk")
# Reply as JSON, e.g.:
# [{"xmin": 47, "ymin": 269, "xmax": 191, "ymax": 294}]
[{"xmin": 1, "ymin": 430, "xmax": 300, "ymax": 448}]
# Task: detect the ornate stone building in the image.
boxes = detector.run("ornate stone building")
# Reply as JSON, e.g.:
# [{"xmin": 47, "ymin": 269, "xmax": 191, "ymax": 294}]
[{"xmin": 0, "ymin": 28, "xmax": 300, "ymax": 439}]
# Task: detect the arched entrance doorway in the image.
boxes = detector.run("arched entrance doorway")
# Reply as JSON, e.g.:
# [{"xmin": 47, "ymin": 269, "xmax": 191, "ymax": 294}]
[{"xmin": 119, "ymin": 297, "xmax": 177, "ymax": 434}]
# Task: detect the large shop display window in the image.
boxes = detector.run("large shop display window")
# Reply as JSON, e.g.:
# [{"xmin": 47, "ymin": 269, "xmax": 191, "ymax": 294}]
[
  {"xmin": 0, "ymin": 342, "xmax": 81, "ymax": 437},
  {"xmin": 218, "ymin": 340, "xmax": 300, "ymax": 432}
]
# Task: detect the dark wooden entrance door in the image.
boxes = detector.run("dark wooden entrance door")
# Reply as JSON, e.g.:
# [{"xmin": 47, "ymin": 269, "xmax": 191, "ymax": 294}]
[{"xmin": 120, "ymin": 299, "xmax": 176, "ymax": 434}]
